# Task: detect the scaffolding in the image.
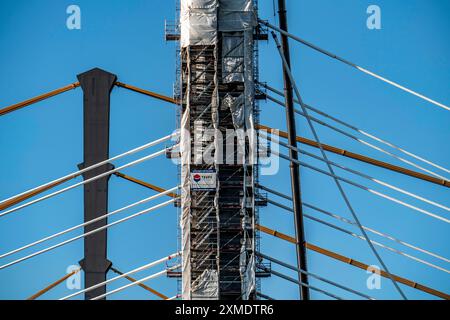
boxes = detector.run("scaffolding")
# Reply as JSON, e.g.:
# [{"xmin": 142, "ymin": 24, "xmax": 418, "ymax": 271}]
[{"xmin": 172, "ymin": 0, "xmax": 266, "ymax": 300}]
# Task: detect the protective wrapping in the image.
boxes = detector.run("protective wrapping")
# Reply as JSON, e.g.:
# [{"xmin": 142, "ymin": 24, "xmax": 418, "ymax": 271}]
[
  {"xmin": 180, "ymin": 99, "xmax": 192, "ymax": 300},
  {"xmin": 191, "ymin": 269, "xmax": 219, "ymax": 299},
  {"xmin": 218, "ymin": 0, "xmax": 256, "ymax": 31},
  {"xmin": 180, "ymin": 0, "xmax": 256, "ymax": 301},
  {"xmin": 242, "ymin": 253, "xmax": 256, "ymax": 300},
  {"xmin": 222, "ymin": 93, "xmax": 245, "ymax": 128},
  {"xmin": 243, "ymin": 29, "xmax": 256, "ymax": 165},
  {"xmin": 219, "ymin": 0, "xmax": 253, "ymax": 11},
  {"xmin": 181, "ymin": 0, "xmax": 218, "ymax": 48},
  {"xmin": 241, "ymin": 27, "xmax": 256, "ymax": 299},
  {"xmin": 222, "ymin": 35, "xmax": 245, "ymax": 83}
]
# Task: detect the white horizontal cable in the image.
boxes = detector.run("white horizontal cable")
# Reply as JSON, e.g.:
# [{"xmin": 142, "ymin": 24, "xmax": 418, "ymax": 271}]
[
  {"xmin": 259, "ymin": 183, "xmax": 450, "ymax": 265},
  {"xmin": 357, "ymin": 66, "xmax": 450, "ymax": 112},
  {"xmin": 269, "ymin": 269, "xmax": 344, "ymax": 300},
  {"xmin": 273, "ymin": 150, "xmax": 450, "ymax": 224},
  {"xmin": 257, "ymin": 252, "xmax": 375, "ymax": 300},
  {"xmin": 0, "ymin": 146, "xmax": 177, "ymax": 219},
  {"xmin": 261, "ymin": 133, "xmax": 450, "ymax": 212},
  {"xmin": 167, "ymin": 294, "xmax": 181, "ymax": 300},
  {"xmin": 91, "ymin": 265, "xmax": 180, "ymax": 300},
  {"xmin": 60, "ymin": 252, "xmax": 180, "ymax": 300},
  {"xmin": 0, "ymin": 187, "xmax": 179, "ymax": 259},
  {"xmin": 260, "ymin": 20, "xmax": 450, "ymax": 112},
  {"xmin": 264, "ymin": 93, "xmax": 449, "ymax": 181},
  {"xmin": 306, "ymin": 211, "xmax": 450, "ymax": 274},
  {"xmin": 271, "ymin": 29, "xmax": 408, "ymax": 299},
  {"xmin": 267, "ymin": 198, "xmax": 450, "ymax": 274},
  {"xmin": 0, "ymin": 133, "xmax": 178, "ymax": 206},
  {"xmin": 260, "ymin": 82, "xmax": 450, "ymax": 176},
  {"xmin": 303, "ymin": 202, "xmax": 450, "ymax": 265},
  {"xmin": 0, "ymin": 199, "xmax": 176, "ymax": 270},
  {"xmin": 256, "ymin": 292, "xmax": 276, "ymax": 300},
  {"xmin": 304, "ymin": 147, "xmax": 450, "ymax": 212}
]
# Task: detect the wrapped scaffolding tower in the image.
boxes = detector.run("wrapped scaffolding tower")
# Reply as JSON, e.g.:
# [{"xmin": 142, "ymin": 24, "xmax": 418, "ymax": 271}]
[{"xmin": 178, "ymin": 0, "xmax": 261, "ymax": 300}]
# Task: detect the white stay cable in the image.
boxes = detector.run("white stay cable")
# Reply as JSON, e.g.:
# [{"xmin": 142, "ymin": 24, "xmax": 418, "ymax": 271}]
[
  {"xmin": 0, "ymin": 187, "xmax": 179, "ymax": 260},
  {"xmin": 91, "ymin": 265, "xmax": 181, "ymax": 300},
  {"xmin": 260, "ymin": 83, "xmax": 450, "ymax": 177},
  {"xmin": 265, "ymin": 93, "xmax": 449, "ymax": 181},
  {"xmin": 257, "ymin": 252, "xmax": 374, "ymax": 299},
  {"xmin": 260, "ymin": 20, "xmax": 450, "ymax": 112},
  {"xmin": 0, "ymin": 199, "xmax": 176, "ymax": 270},
  {"xmin": 259, "ymin": 183, "xmax": 450, "ymax": 265},
  {"xmin": 271, "ymin": 32, "xmax": 409, "ymax": 299},
  {"xmin": 261, "ymin": 132, "xmax": 449, "ymax": 212},
  {"xmin": 269, "ymin": 268, "xmax": 344, "ymax": 300},
  {"xmin": 268, "ymin": 198, "xmax": 450, "ymax": 274},
  {"xmin": 0, "ymin": 133, "xmax": 178, "ymax": 206},
  {"xmin": 309, "ymin": 214, "xmax": 450, "ymax": 274},
  {"xmin": 60, "ymin": 253, "xmax": 180, "ymax": 300},
  {"xmin": 0, "ymin": 146, "xmax": 178, "ymax": 219},
  {"xmin": 274, "ymin": 149, "xmax": 449, "ymax": 224},
  {"xmin": 303, "ymin": 202, "xmax": 450, "ymax": 265}
]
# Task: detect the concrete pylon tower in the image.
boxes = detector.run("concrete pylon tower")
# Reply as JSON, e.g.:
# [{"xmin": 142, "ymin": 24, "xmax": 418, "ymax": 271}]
[{"xmin": 177, "ymin": 0, "xmax": 262, "ymax": 300}]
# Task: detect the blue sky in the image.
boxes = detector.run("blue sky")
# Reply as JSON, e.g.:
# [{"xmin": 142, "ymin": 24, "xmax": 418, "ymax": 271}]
[{"xmin": 0, "ymin": 0, "xmax": 449, "ymax": 300}]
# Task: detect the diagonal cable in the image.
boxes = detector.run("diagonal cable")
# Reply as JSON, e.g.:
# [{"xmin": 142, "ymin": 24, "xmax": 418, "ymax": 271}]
[
  {"xmin": 0, "ymin": 187, "xmax": 179, "ymax": 259},
  {"xmin": 0, "ymin": 146, "xmax": 178, "ymax": 219},
  {"xmin": 271, "ymin": 31, "xmax": 408, "ymax": 299},
  {"xmin": 260, "ymin": 82, "xmax": 450, "ymax": 176},
  {"xmin": 264, "ymin": 93, "xmax": 449, "ymax": 181},
  {"xmin": 60, "ymin": 253, "xmax": 180, "ymax": 300},
  {"xmin": 0, "ymin": 133, "xmax": 177, "ymax": 210},
  {"xmin": 0, "ymin": 199, "xmax": 176, "ymax": 270},
  {"xmin": 261, "ymin": 20, "xmax": 450, "ymax": 112},
  {"xmin": 91, "ymin": 265, "xmax": 180, "ymax": 300},
  {"xmin": 260, "ymin": 131, "xmax": 450, "ymax": 212},
  {"xmin": 258, "ymin": 183, "xmax": 450, "ymax": 265}
]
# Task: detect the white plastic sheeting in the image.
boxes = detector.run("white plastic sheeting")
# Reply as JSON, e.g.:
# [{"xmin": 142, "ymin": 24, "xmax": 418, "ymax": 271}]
[
  {"xmin": 222, "ymin": 35, "xmax": 245, "ymax": 83},
  {"xmin": 180, "ymin": 0, "xmax": 257, "ymax": 47},
  {"xmin": 191, "ymin": 269, "xmax": 219, "ymax": 299},
  {"xmin": 180, "ymin": 0, "xmax": 218, "ymax": 48},
  {"xmin": 218, "ymin": 0, "xmax": 256, "ymax": 31},
  {"xmin": 240, "ymin": 28, "xmax": 257, "ymax": 166},
  {"xmin": 180, "ymin": 102, "xmax": 192, "ymax": 300},
  {"xmin": 242, "ymin": 253, "xmax": 256, "ymax": 300},
  {"xmin": 222, "ymin": 93, "xmax": 245, "ymax": 128},
  {"xmin": 180, "ymin": 0, "xmax": 257, "ymax": 301},
  {"xmin": 220, "ymin": 0, "xmax": 253, "ymax": 11}
]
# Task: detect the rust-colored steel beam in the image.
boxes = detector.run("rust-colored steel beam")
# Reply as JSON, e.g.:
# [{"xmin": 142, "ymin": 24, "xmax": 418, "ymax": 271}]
[
  {"xmin": 115, "ymin": 82, "xmax": 179, "ymax": 105},
  {"xmin": 256, "ymin": 224, "xmax": 450, "ymax": 300},
  {"xmin": 110, "ymin": 267, "xmax": 169, "ymax": 300},
  {"xmin": 0, "ymin": 82, "xmax": 80, "ymax": 117},
  {"xmin": 257, "ymin": 224, "xmax": 297, "ymax": 244},
  {"xmin": 0, "ymin": 175, "xmax": 79, "ymax": 212},
  {"xmin": 114, "ymin": 172, "xmax": 179, "ymax": 199},
  {"xmin": 257, "ymin": 124, "xmax": 450, "ymax": 188},
  {"xmin": 27, "ymin": 268, "xmax": 81, "ymax": 300}
]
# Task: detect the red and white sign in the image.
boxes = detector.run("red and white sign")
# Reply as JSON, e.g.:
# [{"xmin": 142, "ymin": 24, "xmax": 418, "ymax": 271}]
[{"xmin": 190, "ymin": 170, "xmax": 216, "ymax": 190}]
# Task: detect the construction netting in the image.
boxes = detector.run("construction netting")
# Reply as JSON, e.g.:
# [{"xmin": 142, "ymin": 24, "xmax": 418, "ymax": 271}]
[{"xmin": 180, "ymin": 0, "xmax": 257, "ymax": 300}]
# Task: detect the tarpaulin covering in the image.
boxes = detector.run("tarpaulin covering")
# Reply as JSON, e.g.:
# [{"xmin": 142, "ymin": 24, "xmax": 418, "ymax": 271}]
[
  {"xmin": 191, "ymin": 269, "xmax": 219, "ymax": 299},
  {"xmin": 218, "ymin": 0, "xmax": 256, "ymax": 31},
  {"xmin": 180, "ymin": 0, "xmax": 256, "ymax": 301},
  {"xmin": 181, "ymin": 0, "xmax": 218, "ymax": 47},
  {"xmin": 180, "ymin": 99, "xmax": 192, "ymax": 300}
]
